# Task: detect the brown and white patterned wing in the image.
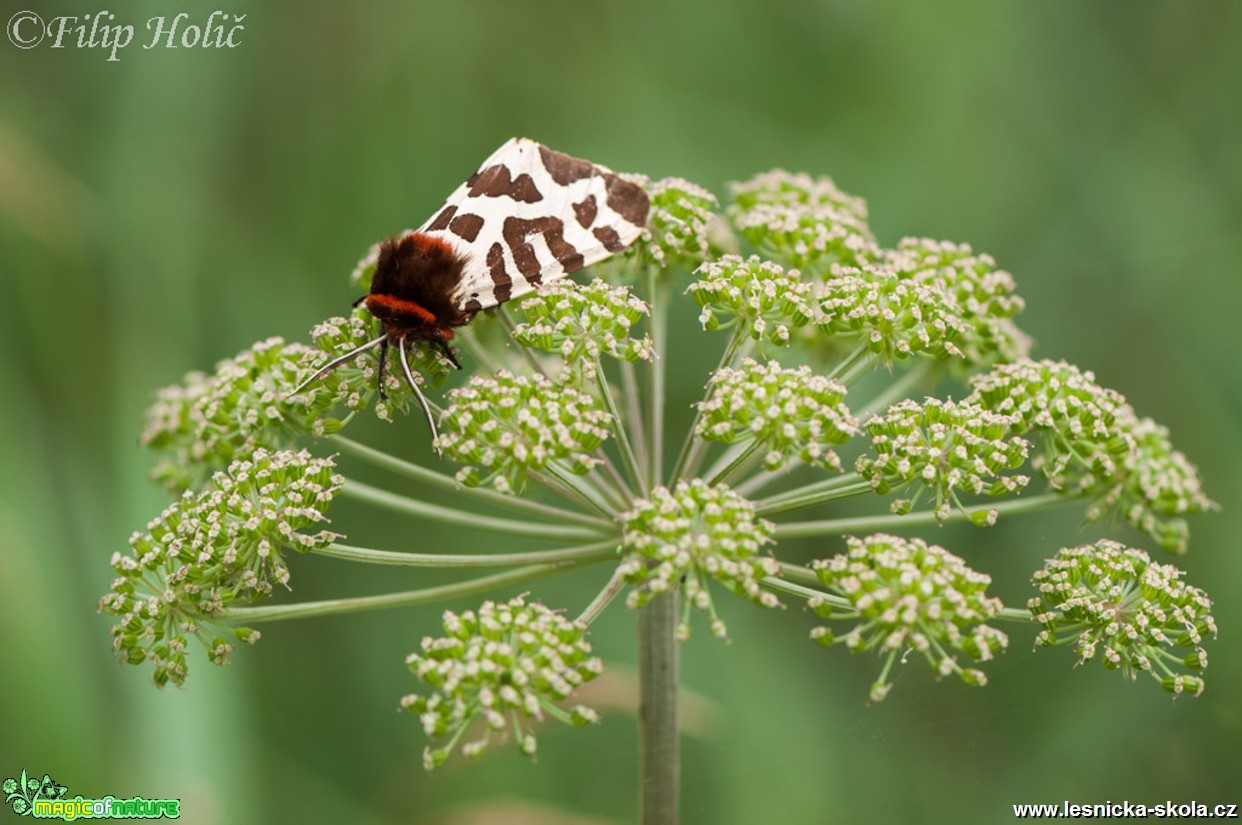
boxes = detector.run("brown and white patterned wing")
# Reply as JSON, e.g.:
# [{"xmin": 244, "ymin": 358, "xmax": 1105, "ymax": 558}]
[{"xmin": 417, "ymin": 138, "xmax": 650, "ymax": 313}]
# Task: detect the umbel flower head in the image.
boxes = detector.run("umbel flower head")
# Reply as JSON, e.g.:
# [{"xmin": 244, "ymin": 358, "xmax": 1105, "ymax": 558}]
[
  {"xmin": 630, "ymin": 176, "xmax": 719, "ymax": 270},
  {"xmin": 967, "ymin": 359, "xmax": 1216, "ymax": 553},
  {"xmin": 620, "ymin": 480, "xmax": 781, "ymax": 640},
  {"xmin": 688, "ymin": 254, "xmax": 816, "ymax": 347},
  {"xmin": 1110, "ymin": 418, "xmax": 1217, "ymax": 554},
  {"xmin": 816, "ymin": 264, "xmax": 976, "ymax": 365},
  {"xmin": 436, "ymin": 371, "xmax": 614, "ymax": 493},
  {"xmin": 141, "ymin": 337, "xmax": 322, "ymax": 492},
  {"xmin": 696, "ymin": 358, "xmax": 858, "ymax": 472},
  {"xmin": 99, "ymin": 449, "xmax": 342, "ymax": 687},
  {"xmin": 297, "ymin": 312, "xmax": 455, "ymax": 416},
  {"xmin": 1029, "ymin": 540, "xmax": 1215, "ymax": 696},
  {"xmin": 113, "ymin": 150, "xmax": 1221, "ymax": 783},
  {"xmin": 809, "ymin": 534, "xmax": 1009, "ymax": 702},
  {"xmin": 881, "ymin": 237, "xmax": 1029, "ymax": 363},
  {"xmin": 727, "ymin": 170, "xmax": 878, "ymax": 274},
  {"xmin": 967, "ymin": 359, "xmax": 1129, "ymax": 445},
  {"xmin": 141, "ymin": 317, "xmax": 450, "ymax": 494},
  {"xmin": 854, "ymin": 398, "xmax": 1031, "ymax": 524},
  {"xmin": 511, "ymin": 278, "xmax": 653, "ymax": 380},
  {"xmin": 402, "ymin": 596, "xmax": 603, "ymax": 770}
]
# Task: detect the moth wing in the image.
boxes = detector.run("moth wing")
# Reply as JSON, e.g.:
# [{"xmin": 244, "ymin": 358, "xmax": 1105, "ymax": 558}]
[{"xmin": 415, "ymin": 138, "xmax": 650, "ymax": 313}]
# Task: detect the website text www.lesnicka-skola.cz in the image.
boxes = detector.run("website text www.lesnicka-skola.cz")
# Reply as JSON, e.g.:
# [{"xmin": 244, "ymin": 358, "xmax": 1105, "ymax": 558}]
[{"xmin": 1013, "ymin": 801, "xmax": 1238, "ymax": 819}]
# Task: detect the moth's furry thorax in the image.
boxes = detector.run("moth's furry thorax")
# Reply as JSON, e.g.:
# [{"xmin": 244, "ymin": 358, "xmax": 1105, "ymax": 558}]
[{"xmin": 366, "ymin": 232, "xmax": 474, "ymax": 338}]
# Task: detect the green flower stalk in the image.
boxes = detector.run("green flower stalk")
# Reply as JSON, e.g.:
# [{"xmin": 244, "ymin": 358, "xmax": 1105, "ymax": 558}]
[{"xmin": 114, "ymin": 154, "xmax": 1219, "ymax": 815}]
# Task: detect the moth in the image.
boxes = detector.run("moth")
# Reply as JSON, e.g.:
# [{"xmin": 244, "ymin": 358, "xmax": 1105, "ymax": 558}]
[{"xmin": 290, "ymin": 138, "xmax": 651, "ymax": 440}]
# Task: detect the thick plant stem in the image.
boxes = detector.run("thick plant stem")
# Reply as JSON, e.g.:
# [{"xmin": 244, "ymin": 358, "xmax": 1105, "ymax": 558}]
[{"xmin": 638, "ymin": 591, "xmax": 679, "ymax": 825}]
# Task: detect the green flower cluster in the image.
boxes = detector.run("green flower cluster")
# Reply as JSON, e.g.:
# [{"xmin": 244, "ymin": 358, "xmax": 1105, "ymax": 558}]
[
  {"xmin": 882, "ymin": 238, "xmax": 1028, "ymax": 363},
  {"xmin": 512, "ymin": 278, "xmax": 653, "ymax": 379},
  {"xmin": 436, "ymin": 371, "xmax": 614, "ymax": 493},
  {"xmin": 299, "ymin": 313, "xmax": 454, "ymax": 415},
  {"xmin": 140, "ymin": 315, "xmax": 449, "ymax": 493},
  {"xmin": 633, "ymin": 176, "xmax": 719, "ymax": 270},
  {"xmin": 688, "ymin": 254, "xmax": 815, "ymax": 347},
  {"xmin": 401, "ymin": 596, "xmax": 603, "ymax": 770},
  {"xmin": 99, "ymin": 449, "xmax": 342, "ymax": 687},
  {"xmin": 727, "ymin": 170, "xmax": 877, "ymax": 274},
  {"xmin": 1116, "ymin": 419, "xmax": 1215, "ymax": 553},
  {"xmin": 855, "ymin": 398, "xmax": 1031, "ymax": 524},
  {"xmin": 722, "ymin": 171, "xmax": 1030, "ymax": 368},
  {"xmin": 697, "ymin": 358, "xmax": 858, "ymax": 471},
  {"xmin": 816, "ymin": 265, "xmax": 973, "ymax": 364},
  {"xmin": 620, "ymin": 480, "xmax": 780, "ymax": 639},
  {"xmin": 968, "ymin": 359, "xmax": 1215, "ymax": 553},
  {"xmin": 1029, "ymin": 540, "xmax": 1214, "ymax": 696},
  {"xmin": 809, "ymin": 534, "xmax": 1008, "ymax": 702},
  {"xmin": 141, "ymin": 337, "xmax": 321, "ymax": 492},
  {"xmin": 968, "ymin": 359, "xmax": 1127, "ymax": 445},
  {"xmin": 813, "ymin": 237, "xmax": 1028, "ymax": 368}
]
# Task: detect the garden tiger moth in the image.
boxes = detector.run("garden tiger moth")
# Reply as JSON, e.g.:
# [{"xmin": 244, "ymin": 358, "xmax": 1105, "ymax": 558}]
[{"xmin": 290, "ymin": 138, "xmax": 651, "ymax": 442}]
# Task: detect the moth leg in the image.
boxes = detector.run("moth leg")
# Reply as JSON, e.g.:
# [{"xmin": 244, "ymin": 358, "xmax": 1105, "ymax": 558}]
[
  {"xmin": 431, "ymin": 331, "xmax": 462, "ymax": 370},
  {"xmin": 376, "ymin": 338, "xmax": 389, "ymax": 401},
  {"xmin": 352, "ymin": 294, "xmax": 368, "ymax": 308},
  {"xmin": 397, "ymin": 337, "xmax": 441, "ymax": 449}
]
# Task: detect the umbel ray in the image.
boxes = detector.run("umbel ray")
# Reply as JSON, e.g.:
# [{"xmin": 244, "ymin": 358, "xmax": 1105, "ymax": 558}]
[{"xmin": 289, "ymin": 137, "xmax": 651, "ymax": 442}]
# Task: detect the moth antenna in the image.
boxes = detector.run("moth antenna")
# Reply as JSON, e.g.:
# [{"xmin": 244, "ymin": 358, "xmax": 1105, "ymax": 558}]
[
  {"xmin": 287, "ymin": 333, "xmax": 388, "ymax": 398},
  {"xmin": 351, "ymin": 295, "xmax": 368, "ymax": 308},
  {"xmin": 397, "ymin": 336, "xmax": 441, "ymax": 450}
]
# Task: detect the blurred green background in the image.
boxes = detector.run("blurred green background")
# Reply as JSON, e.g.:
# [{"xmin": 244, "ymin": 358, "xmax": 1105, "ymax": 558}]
[{"xmin": 2, "ymin": 0, "xmax": 1239, "ymax": 822}]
